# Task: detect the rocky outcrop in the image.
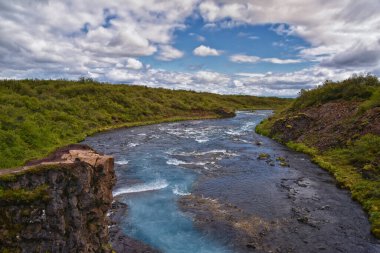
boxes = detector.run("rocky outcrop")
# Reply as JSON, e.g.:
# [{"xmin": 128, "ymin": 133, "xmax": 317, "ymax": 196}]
[
  {"xmin": 0, "ymin": 144, "xmax": 116, "ymax": 253},
  {"xmin": 271, "ymin": 113, "xmax": 313, "ymax": 143},
  {"xmin": 214, "ymin": 108, "xmax": 236, "ymax": 118},
  {"xmin": 269, "ymin": 101, "xmax": 380, "ymax": 150}
]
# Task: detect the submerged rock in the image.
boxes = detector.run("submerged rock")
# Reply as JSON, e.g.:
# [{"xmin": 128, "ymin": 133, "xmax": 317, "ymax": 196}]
[{"xmin": 257, "ymin": 153, "xmax": 270, "ymax": 160}]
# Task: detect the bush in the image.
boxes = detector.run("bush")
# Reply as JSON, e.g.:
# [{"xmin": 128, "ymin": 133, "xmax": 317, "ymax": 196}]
[{"xmin": 292, "ymin": 74, "xmax": 380, "ymax": 110}]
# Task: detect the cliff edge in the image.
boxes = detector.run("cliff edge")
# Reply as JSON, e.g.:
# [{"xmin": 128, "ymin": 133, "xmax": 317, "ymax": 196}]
[{"xmin": 0, "ymin": 144, "xmax": 116, "ymax": 253}]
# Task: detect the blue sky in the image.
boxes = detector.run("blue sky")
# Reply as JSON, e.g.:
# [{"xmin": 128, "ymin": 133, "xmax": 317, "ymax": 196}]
[
  {"xmin": 145, "ymin": 19, "xmax": 312, "ymax": 74},
  {"xmin": 0, "ymin": 1, "xmax": 379, "ymax": 97}
]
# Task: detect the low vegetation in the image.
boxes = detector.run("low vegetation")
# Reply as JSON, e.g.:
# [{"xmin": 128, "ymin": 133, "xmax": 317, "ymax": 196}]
[
  {"xmin": 0, "ymin": 79, "xmax": 290, "ymax": 169},
  {"xmin": 290, "ymin": 74, "xmax": 379, "ymax": 111},
  {"xmin": 0, "ymin": 184, "xmax": 49, "ymax": 204},
  {"xmin": 256, "ymin": 75, "xmax": 380, "ymax": 238}
]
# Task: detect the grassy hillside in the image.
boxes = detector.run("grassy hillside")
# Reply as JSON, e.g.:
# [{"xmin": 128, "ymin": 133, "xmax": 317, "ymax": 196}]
[
  {"xmin": 256, "ymin": 75, "xmax": 380, "ymax": 238},
  {"xmin": 0, "ymin": 79, "xmax": 290, "ymax": 169}
]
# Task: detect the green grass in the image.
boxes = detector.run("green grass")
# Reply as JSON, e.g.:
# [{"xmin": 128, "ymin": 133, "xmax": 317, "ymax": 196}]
[
  {"xmin": 0, "ymin": 79, "xmax": 290, "ymax": 169},
  {"xmin": 291, "ymin": 74, "xmax": 379, "ymax": 110},
  {"xmin": 0, "ymin": 184, "xmax": 49, "ymax": 204},
  {"xmin": 312, "ymin": 149, "xmax": 380, "ymax": 238},
  {"xmin": 286, "ymin": 142, "xmax": 318, "ymax": 156},
  {"xmin": 255, "ymin": 118, "xmax": 271, "ymax": 137}
]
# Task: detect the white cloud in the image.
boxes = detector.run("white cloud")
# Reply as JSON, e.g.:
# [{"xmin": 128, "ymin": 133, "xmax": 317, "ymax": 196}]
[
  {"xmin": 230, "ymin": 54, "xmax": 260, "ymax": 63},
  {"xmin": 262, "ymin": 58, "xmax": 302, "ymax": 64},
  {"xmin": 107, "ymin": 69, "xmax": 143, "ymax": 82},
  {"xmin": 203, "ymin": 23, "xmax": 218, "ymax": 29},
  {"xmin": 126, "ymin": 58, "xmax": 143, "ymax": 70},
  {"xmin": 99, "ymin": 65, "xmax": 362, "ymax": 97},
  {"xmin": 198, "ymin": 0, "xmax": 380, "ymax": 71},
  {"xmin": 193, "ymin": 45, "xmax": 222, "ymax": 56},
  {"xmin": 193, "ymin": 71, "xmax": 230, "ymax": 84},
  {"xmin": 0, "ymin": 0, "xmax": 198, "ymax": 77},
  {"xmin": 230, "ymin": 54, "xmax": 301, "ymax": 64},
  {"xmin": 156, "ymin": 45, "xmax": 184, "ymax": 61}
]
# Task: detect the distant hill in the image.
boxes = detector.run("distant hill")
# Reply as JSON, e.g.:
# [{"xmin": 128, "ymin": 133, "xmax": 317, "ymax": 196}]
[
  {"xmin": 256, "ymin": 75, "xmax": 380, "ymax": 238},
  {"xmin": 0, "ymin": 79, "xmax": 290, "ymax": 169}
]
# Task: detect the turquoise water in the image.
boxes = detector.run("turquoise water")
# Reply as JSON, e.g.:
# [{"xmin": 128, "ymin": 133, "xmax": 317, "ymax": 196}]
[{"xmin": 84, "ymin": 111, "xmax": 270, "ymax": 252}]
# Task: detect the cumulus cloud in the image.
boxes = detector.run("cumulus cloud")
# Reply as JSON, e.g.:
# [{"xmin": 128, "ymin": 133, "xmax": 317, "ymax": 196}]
[
  {"xmin": 230, "ymin": 54, "xmax": 301, "ymax": 64},
  {"xmin": 198, "ymin": 0, "xmax": 380, "ymax": 71},
  {"xmin": 321, "ymin": 43, "xmax": 380, "ymax": 69},
  {"xmin": 193, "ymin": 45, "xmax": 222, "ymax": 56},
  {"xmin": 156, "ymin": 45, "xmax": 184, "ymax": 61},
  {"xmin": 0, "ymin": 0, "xmax": 197, "ymax": 77},
  {"xmin": 125, "ymin": 58, "xmax": 143, "ymax": 70}
]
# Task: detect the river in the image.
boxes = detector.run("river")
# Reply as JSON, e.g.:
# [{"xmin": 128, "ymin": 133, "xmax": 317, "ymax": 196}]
[{"xmin": 83, "ymin": 111, "xmax": 380, "ymax": 253}]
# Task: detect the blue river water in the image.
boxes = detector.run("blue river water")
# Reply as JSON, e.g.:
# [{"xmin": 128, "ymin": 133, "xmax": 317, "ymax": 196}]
[
  {"xmin": 83, "ymin": 111, "xmax": 270, "ymax": 252},
  {"xmin": 83, "ymin": 111, "xmax": 380, "ymax": 253}
]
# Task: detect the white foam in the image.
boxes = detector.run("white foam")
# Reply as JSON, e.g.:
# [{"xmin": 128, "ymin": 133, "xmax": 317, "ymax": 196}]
[
  {"xmin": 226, "ymin": 129, "xmax": 242, "ymax": 136},
  {"xmin": 166, "ymin": 158, "xmax": 186, "ymax": 166},
  {"xmin": 240, "ymin": 122, "xmax": 257, "ymax": 131},
  {"xmin": 166, "ymin": 158, "xmax": 207, "ymax": 166},
  {"xmin": 113, "ymin": 179, "xmax": 169, "ymax": 196},
  {"xmin": 173, "ymin": 149, "xmax": 228, "ymax": 156},
  {"xmin": 115, "ymin": 160, "xmax": 129, "ymax": 165},
  {"xmin": 172, "ymin": 185, "xmax": 191, "ymax": 196},
  {"xmin": 203, "ymin": 166, "xmax": 211, "ymax": 171},
  {"xmin": 195, "ymin": 137, "xmax": 209, "ymax": 143},
  {"xmin": 127, "ymin": 143, "xmax": 139, "ymax": 148},
  {"xmin": 226, "ymin": 122, "xmax": 257, "ymax": 137}
]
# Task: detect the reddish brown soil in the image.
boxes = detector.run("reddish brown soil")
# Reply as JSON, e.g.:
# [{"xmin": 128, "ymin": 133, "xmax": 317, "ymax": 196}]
[{"xmin": 270, "ymin": 101, "xmax": 380, "ymax": 150}]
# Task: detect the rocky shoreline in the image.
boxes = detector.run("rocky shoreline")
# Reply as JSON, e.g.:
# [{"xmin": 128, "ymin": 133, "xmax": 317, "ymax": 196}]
[{"xmin": 178, "ymin": 145, "xmax": 380, "ymax": 253}]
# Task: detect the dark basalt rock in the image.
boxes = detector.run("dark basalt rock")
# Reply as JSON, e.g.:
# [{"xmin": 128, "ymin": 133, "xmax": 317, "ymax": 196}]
[{"xmin": 0, "ymin": 145, "xmax": 116, "ymax": 253}]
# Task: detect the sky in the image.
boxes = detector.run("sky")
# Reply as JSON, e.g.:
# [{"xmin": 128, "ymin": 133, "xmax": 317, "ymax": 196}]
[{"xmin": 1, "ymin": 0, "xmax": 380, "ymax": 97}]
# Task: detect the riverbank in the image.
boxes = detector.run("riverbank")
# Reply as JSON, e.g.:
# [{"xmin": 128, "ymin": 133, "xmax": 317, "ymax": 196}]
[
  {"xmin": 255, "ymin": 75, "xmax": 380, "ymax": 238},
  {"xmin": 0, "ymin": 79, "xmax": 290, "ymax": 169}
]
